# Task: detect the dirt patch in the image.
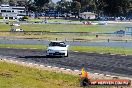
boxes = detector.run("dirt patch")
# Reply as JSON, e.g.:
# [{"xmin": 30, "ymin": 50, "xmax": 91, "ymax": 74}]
[{"xmin": 0, "ymin": 70, "xmax": 12, "ymax": 77}]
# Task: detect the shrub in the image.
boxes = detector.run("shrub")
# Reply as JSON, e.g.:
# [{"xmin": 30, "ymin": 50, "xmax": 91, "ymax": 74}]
[
  {"xmin": 22, "ymin": 16, "xmax": 28, "ymax": 19},
  {"xmin": 0, "ymin": 16, "xmax": 3, "ymax": 19}
]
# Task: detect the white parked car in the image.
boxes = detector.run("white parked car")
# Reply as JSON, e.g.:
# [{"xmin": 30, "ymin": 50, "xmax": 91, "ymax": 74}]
[
  {"xmin": 10, "ymin": 28, "xmax": 24, "ymax": 32},
  {"xmin": 98, "ymin": 21, "xmax": 107, "ymax": 25},
  {"xmin": 11, "ymin": 23, "xmax": 20, "ymax": 26},
  {"xmin": 46, "ymin": 41, "xmax": 69, "ymax": 57}
]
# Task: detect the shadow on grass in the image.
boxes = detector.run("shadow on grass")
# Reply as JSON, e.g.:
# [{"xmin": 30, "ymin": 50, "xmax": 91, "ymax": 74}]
[{"xmin": 19, "ymin": 55, "xmax": 63, "ymax": 58}]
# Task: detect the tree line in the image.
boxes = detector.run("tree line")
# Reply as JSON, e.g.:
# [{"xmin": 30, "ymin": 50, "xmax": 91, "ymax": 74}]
[
  {"xmin": 71, "ymin": 0, "xmax": 132, "ymax": 17},
  {"xmin": 0, "ymin": 0, "xmax": 132, "ymax": 17}
]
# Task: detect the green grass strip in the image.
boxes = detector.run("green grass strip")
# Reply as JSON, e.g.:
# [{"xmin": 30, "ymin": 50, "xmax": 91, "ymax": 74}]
[
  {"xmin": 70, "ymin": 46, "xmax": 132, "ymax": 55},
  {"xmin": 0, "ymin": 44, "xmax": 132, "ymax": 55},
  {"xmin": 0, "ymin": 61, "xmax": 79, "ymax": 88},
  {"xmin": 0, "ymin": 44, "xmax": 46, "ymax": 50}
]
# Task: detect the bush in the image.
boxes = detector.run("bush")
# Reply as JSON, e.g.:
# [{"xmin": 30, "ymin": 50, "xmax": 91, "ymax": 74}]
[{"xmin": 22, "ymin": 16, "xmax": 28, "ymax": 19}]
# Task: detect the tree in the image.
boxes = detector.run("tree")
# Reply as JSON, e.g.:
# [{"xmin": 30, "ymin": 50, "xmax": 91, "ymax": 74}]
[
  {"xmin": 96, "ymin": 0, "xmax": 107, "ymax": 16},
  {"xmin": 34, "ymin": 0, "xmax": 50, "ymax": 12},
  {"xmin": 0, "ymin": 0, "xmax": 2, "ymax": 4},
  {"xmin": 48, "ymin": 0, "xmax": 56, "ymax": 10},
  {"xmin": 1, "ymin": 0, "xmax": 8, "ymax": 4},
  {"xmin": 73, "ymin": 0, "xmax": 132, "ymax": 16},
  {"xmin": 34, "ymin": 0, "xmax": 49, "ymax": 7},
  {"xmin": 56, "ymin": 0, "xmax": 72, "ymax": 14},
  {"xmin": 73, "ymin": 0, "xmax": 97, "ymax": 13},
  {"xmin": 71, "ymin": 1, "xmax": 81, "ymax": 18},
  {"xmin": 9, "ymin": 0, "xmax": 17, "ymax": 6},
  {"xmin": 103, "ymin": 0, "xmax": 131, "ymax": 16},
  {"xmin": 26, "ymin": 0, "xmax": 37, "ymax": 12},
  {"xmin": 17, "ymin": 0, "xmax": 27, "ymax": 6}
]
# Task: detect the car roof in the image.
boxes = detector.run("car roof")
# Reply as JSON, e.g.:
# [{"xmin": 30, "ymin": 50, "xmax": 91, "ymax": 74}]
[{"xmin": 51, "ymin": 41, "xmax": 64, "ymax": 42}]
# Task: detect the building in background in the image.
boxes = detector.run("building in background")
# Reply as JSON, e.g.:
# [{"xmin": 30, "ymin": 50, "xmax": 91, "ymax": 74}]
[
  {"xmin": 0, "ymin": 4, "xmax": 26, "ymax": 19},
  {"xmin": 79, "ymin": 12, "xmax": 96, "ymax": 20}
]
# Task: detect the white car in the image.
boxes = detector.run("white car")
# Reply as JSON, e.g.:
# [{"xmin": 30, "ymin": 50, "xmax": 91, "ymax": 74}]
[
  {"xmin": 10, "ymin": 28, "xmax": 24, "ymax": 32},
  {"xmin": 46, "ymin": 41, "xmax": 69, "ymax": 57},
  {"xmin": 11, "ymin": 23, "xmax": 20, "ymax": 26},
  {"xmin": 98, "ymin": 21, "xmax": 107, "ymax": 25}
]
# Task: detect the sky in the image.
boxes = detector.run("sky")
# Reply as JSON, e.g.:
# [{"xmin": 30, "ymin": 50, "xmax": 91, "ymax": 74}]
[{"xmin": 52, "ymin": 0, "xmax": 72, "ymax": 3}]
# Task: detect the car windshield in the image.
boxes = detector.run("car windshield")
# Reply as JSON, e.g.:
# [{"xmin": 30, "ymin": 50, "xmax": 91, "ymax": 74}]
[{"xmin": 49, "ymin": 42, "xmax": 66, "ymax": 47}]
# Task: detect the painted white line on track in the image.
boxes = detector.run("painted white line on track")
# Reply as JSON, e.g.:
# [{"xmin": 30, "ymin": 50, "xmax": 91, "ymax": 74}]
[
  {"xmin": 22, "ymin": 48, "xmax": 28, "ymax": 49},
  {"xmin": 66, "ymin": 69, "xmax": 71, "ymax": 71},
  {"xmin": 11, "ymin": 57, "xmax": 16, "ymax": 59},
  {"xmin": 53, "ymin": 67, "xmax": 59, "ymax": 69},
  {"xmin": 88, "ymin": 52, "xmax": 93, "ymax": 53},
  {"xmin": 34, "ymin": 64, "xmax": 38, "ymax": 66},
  {"xmin": 74, "ymin": 70, "xmax": 80, "ymax": 72},
  {"xmin": 74, "ymin": 51, "xmax": 79, "ymax": 52},
  {"xmin": 29, "ymin": 63, "xmax": 33, "ymax": 65},
  {"xmin": 32, "ymin": 48, "xmax": 37, "ymax": 49},
  {"xmin": 106, "ymin": 75, "xmax": 111, "ymax": 77},
  {"xmin": 94, "ymin": 73, "xmax": 99, "ymax": 75},
  {"xmin": 110, "ymin": 54, "xmax": 116, "ymax": 55},
  {"xmin": 111, "ymin": 76, "xmax": 118, "ymax": 78},
  {"xmin": 10, "ymin": 60, "xmax": 13, "ymax": 62},
  {"xmin": 3, "ymin": 59, "xmax": 7, "ymax": 60},
  {"xmin": 121, "ymin": 55, "xmax": 126, "ymax": 56},
  {"xmin": 40, "ymin": 65, "xmax": 44, "ymax": 67},
  {"xmin": 60, "ymin": 68, "xmax": 65, "ymax": 70},
  {"xmin": 99, "ymin": 74, "xmax": 104, "ymax": 76},
  {"xmin": 22, "ymin": 62, "xmax": 25, "ymax": 64},
  {"xmin": 47, "ymin": 66, "xmax": 52, "ymax": 68}
]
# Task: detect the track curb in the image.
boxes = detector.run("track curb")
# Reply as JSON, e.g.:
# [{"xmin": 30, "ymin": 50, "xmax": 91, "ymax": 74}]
[{"xmin": 0, "ymin": 56, "xmax": 131, "ymax": 82}]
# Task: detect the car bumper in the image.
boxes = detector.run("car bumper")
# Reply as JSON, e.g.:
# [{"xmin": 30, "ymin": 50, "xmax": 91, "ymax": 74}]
[{"xmin": 46, "ymin": 51, "xmax": 67, "ymax": 56}]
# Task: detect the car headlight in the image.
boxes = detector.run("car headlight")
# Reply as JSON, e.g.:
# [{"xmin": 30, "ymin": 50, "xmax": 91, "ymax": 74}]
[
  {"xmin": 61, "ymin": 50, "xmax": 66, "ymax": 51},
  {"xmin": 47, "ymin": 49, "xmax": 53, "ymax": 51}
]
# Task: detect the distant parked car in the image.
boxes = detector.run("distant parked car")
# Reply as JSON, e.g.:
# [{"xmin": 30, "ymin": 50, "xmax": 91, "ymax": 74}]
[
  {"xmin": 10, "ymin": 23, "xmax": 20, "ymax": 26},
  {"xmin": 19, "ymin": 18, "xmax": 26, "ymax": 21},
  {"xmin": 10, "ymin": 28, "xmax": 24, "ymax": 32},
  {"xmin": 83, "ymin": 21, "xmax": 92, "ymax": 25},
  {"xmin": 98, "ymin": 21, "xmax": 107, "ymax": 25},
  {"xmin": 115, "ymin": 30, "xmax": 125, "ymax": 37}
]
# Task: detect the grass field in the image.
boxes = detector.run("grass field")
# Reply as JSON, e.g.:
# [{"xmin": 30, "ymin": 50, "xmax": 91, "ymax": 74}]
[
  {"xmin": 70, "ymin": 46, "xmax": 132, "ymax": 55},
  {"xmin": 0, "ymin": 22, "xmax": 132, "ymax": 41},
  {"xmin": 0, "ymin": 22, "xmax": 132, "ymax": 32},
  {"xmin": 0, "ymin": 61, "xmax": 79, "ymax": 88},
  {"xmin": 22, "ymin": 23, "xmax": 131, "ymax": 32},
  {"xmin": 0, "ymin": 44, "xmax": 132, "ymax": 55},
  {"xmin": 0, "ymin": 61, "xmax": 112, "ymax": 88},
  {"xmin": 0, "ymin": 19, "xmax": 130, "ymax": 88}
]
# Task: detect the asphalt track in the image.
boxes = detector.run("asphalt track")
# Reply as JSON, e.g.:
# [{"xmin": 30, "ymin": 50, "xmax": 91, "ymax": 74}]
[
  {"xmin": 0, "ymin": 48, "xmax": 132, "ymax": 77},
  {"xmin": 0, "ymin": 39, "xmax": 132, "ymax": 47}
]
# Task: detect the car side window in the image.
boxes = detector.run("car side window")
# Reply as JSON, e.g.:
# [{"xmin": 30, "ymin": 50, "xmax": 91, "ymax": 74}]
[{"xmin": 49, "ymin": 42, "xmax": 54, "ymax": 46}]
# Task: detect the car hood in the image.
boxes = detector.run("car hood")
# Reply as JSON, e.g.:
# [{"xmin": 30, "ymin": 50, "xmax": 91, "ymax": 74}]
[{"xmin": 47, "ymin": 46, "xmax": 67, "ymax": 51}]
